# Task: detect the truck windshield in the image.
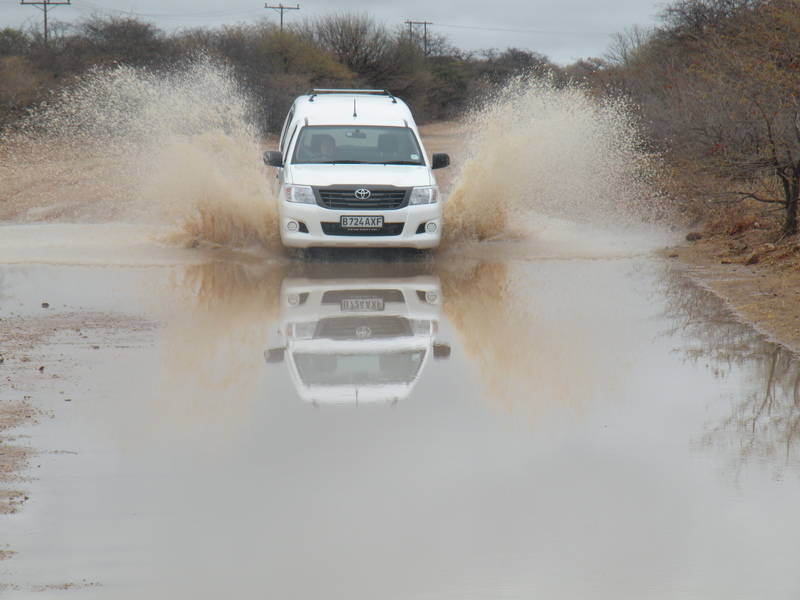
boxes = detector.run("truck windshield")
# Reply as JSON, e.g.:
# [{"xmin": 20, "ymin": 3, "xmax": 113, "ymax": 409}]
[
  {"xmin": 293, "ymin": 351, "xmax": 426, "ymax": 385},
  {"xmin": 291, "ymin": 126, "xmax": 424, "ymax": 165}
]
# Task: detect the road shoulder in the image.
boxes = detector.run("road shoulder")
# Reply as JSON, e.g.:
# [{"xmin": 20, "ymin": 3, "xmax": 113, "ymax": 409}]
[{"xmin": 665, "ymin": 230, "xmax": 800, "ymax": 354}]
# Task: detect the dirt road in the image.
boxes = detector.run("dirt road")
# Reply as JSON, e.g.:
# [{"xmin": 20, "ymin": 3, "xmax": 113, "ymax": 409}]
[{"xmin": 2, "ymin": 82, "xmax": 800, "ymax": 596}]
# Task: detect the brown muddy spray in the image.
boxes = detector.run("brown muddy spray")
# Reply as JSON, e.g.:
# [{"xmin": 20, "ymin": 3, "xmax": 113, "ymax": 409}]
[
  {"xmin": 1, "ymin": 59, "xmax": 280, "ymax": 252},
  {"xmin": 1, "ymin": 64, "xmax": 657, "ymax": 253},
  {"xmin": 443, "ymin": 77, "xmax": 658, "ymax": 246}
]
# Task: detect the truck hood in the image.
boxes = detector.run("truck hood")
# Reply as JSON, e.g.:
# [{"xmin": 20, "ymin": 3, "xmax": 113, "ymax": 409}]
[{"xmin": 285, "ymin": 164, "xmax": 434, "ymax": 188}]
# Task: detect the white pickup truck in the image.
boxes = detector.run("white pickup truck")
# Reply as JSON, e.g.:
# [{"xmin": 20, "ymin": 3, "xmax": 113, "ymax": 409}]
[{"xmin": 263, "ymin": 89, "xmax": 450, "ymax": 250}]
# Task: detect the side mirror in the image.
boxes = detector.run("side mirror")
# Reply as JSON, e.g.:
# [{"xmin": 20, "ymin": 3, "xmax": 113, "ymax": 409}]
[
  {"xmin": 433, "ymin": 343, "xmax": 451, "ymax": 359},
  {"xmin": 431, "ymin": 153, "xmax": 450, "ymax": 170},
  {"xmin": 263, "ymin": 150, "xmax": 283, "ymax": 167},
  {"xmin": 264, "ymin": 348, "xmax": 285, "ymax": 364}
]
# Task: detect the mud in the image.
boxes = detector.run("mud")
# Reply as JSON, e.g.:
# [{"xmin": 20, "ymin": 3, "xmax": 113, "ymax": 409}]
[
  {"xmin": 0, "ymin": 399, "xmax": 36, "ymax": 518},
  {"xmin": 0, "ymin": 310, "xmax": 158, "ymax": 519},
  {"xmin": 666, "ymin": 230, "xmax": 800, "ymax": 355}
]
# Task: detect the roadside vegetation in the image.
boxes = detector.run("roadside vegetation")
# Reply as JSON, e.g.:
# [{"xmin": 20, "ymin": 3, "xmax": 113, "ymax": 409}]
[
  {"xmin": 1, "ymin": 0, "xmax": 799, "ymax": 242},
  {"xmin": 0, "ymin": 12, "xmax": 577, "ymax": 134},
  {"xmin": 602, "ymin": 0, "xmax": 800, "ymax": 239}
]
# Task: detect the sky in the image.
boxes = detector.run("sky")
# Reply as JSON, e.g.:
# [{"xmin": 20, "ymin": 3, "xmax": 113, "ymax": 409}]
[{"xmin": 1, "ymin": 0, "xmax": 666, "ymax": 65}]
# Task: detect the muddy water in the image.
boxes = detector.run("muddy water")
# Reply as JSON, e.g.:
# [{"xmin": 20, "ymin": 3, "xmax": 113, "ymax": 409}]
[
  {"xmin": 1, "ymin": 225, "xmax": 800, "ymax": 599},
  {"xmin": 2, "ymin": 63, "xmax": 799, "ymax": 598}
]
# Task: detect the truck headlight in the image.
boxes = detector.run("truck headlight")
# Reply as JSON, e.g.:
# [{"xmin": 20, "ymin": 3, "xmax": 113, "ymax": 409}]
[
  {"xmin": 410, "ymin": 319, "xmax": 433, "ymax": 335},
  {"xmin": 287, "ymin": 322, "xmax": 316, "ymax": 339},
  {"xmin": 409, "ymin": 186, "xmax": 439, "ymax": 205},
  {"xmin": 284, "ymin": 185, "xmax": 316, "ymax": 204}
]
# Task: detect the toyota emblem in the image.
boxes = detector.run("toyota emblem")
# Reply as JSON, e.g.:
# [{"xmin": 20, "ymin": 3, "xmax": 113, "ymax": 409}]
[
  {"xmin": 355, "ymin": 188, "xmax": 371, "ymax": 200},
  {"xmin": 356, "ymin": 326, "xmax": 372, "ymax": 338}
]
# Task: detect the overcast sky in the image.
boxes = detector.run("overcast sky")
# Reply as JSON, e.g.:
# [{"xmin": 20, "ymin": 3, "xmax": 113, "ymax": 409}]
[{"xmin": 1, "ymin": 0, "xmax": 666, "ymax": 65}]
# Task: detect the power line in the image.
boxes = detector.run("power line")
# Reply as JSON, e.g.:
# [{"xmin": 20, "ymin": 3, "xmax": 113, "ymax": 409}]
[
  {"xmin": 434, "ymin": 22, "xmax": 611, "ymax": 37},
  {"xmin": 70, "ymin": 1, "xmax": 263, "ymax": 22},
  {"xmin": 9, "ymin": 2, "xmax": 612, "ymax": 40},
  {"xmin": 406, "ymin": 20, "xmax": 433, "ymax": 56},
  {"xmin": 265, "ymin": 3, "xmax": 299, "ymax": 31},
  {"xmin": 20, "ymin": 0, "xmax": 70, "ymax": 46}
]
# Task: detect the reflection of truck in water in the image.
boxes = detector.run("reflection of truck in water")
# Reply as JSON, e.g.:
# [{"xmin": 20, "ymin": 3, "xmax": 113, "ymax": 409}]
[{"xmin": 265, "ymin": 274, "xmax": 450, "ymax": 405}]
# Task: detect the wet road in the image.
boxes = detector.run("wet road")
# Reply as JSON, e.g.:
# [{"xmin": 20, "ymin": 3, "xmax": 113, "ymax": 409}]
[{"xmin": 1, "ymin": 223, "xmax": 799, "ymax": 599}]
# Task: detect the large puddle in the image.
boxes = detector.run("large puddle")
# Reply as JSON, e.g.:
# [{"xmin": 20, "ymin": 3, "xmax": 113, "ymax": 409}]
[
  {"xmin": 2, "ymin": 61, "xmax": 799, "ymax": 598},
  {"xmin": 1, "ymin": 224, "xmax": 799, "ymax": 599}
]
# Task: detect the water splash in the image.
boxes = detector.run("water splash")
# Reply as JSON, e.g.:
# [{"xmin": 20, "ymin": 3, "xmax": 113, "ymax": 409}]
[
  {"xmin": 0, "ymin": 59, "xmax": 281, "ymax": 252},
  {"xmin": 1, "ymin": 68, "xmax": 661, "ymax": 255},
  {"xmin": 443, "ymin": 77, "xmax": 660, "ymax": 246}
]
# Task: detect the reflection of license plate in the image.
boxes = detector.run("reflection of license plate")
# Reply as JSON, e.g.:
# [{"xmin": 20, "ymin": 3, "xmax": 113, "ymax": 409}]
[
  {"xmin": 341, "ymin": 216, "xmax": 383, "ymax": 228},
  {"xmin": 342, "ymin": 298, "xmax": 384, "ymax": 312}
]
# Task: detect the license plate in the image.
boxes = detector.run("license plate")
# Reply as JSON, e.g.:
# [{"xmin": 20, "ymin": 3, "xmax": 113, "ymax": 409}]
[
  {"xmin": 341, "ymin": 298, "xmax": 384, "ymax": 312},
  {"xmin": 341, "ymin": 216, "xmax": 383, "ymax": 229}
]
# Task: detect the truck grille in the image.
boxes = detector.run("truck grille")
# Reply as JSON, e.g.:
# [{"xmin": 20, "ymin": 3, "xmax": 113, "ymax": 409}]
[
  {"xmin": 317, "ymin": 186, "xmax": 409, "ymax": 210},
  {"xmin": 314, "ymin": 316, "xmax": 411, "ymax": 340},
  {"xmin": 321, "ymin": 222, "xmax": 404, "ymax": 236}
]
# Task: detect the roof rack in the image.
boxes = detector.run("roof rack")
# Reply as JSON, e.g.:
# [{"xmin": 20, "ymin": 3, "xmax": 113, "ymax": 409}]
[{"xmin": 306, "ymin": 89, "xmax": 397, "ymax": 103}]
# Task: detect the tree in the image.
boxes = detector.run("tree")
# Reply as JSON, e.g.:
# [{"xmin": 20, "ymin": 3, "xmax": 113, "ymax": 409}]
[
  {"xmin": 295, "ymin": 12, "xmax": 421, "ymax": 89},
  {"xmin": 604, "ymin": 25, "xmax": 654, "ymax": 68},
  {"xmin": 262, "ymin": 29, "xmax": 353, "ymax": 82},
  {"xmin": 426, "ymin": 56, "xmax": 471, "ymax": 120},
  {"xmin": 669, "ymin": 0, "xmax": 800, "ymax": 234},
  {"xmin": 0, "ymin": 55, "xmax": 43, "ymax": 121},
  {"xmin": 0, "ymin": 28, "xmax": 31, "ymax": 56},
  {"xmin": 658, "ymin": 0, "xmax": 766, "ymax": 39},
  {"xmin": 601, "ymin": 0, "xmax": 800, "ymax": 235},
  {"xmin": 180, "ymin": 21, "xmax": 355, "ymax": 133},
  {"xmin": 74, "ymin": 15, "xmax": 170, "ymax": 66},
  {"xmin": 477, "ymin": 48, "xmax": 554, "ymax": 85}
]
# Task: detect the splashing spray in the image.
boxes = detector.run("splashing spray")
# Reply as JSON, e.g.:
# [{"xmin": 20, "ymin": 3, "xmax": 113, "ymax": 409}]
[
  {"xmin": 1, "ymin": 58, "xmax": 281, "ymax": 252},
  {"xmin": 2, "ymin": 68, "xmax": 659, "ymax": 255},
  {"xmin": 443, "ymin": 77, "xmax": 659, "ymax": 246}
]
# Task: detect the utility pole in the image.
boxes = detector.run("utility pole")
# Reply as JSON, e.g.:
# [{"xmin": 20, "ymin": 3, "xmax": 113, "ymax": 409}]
[
  {"xmin": 20, "ymin": 0, "xmax": 70, "ymax": 47},
  {"xmin": 405, "ymin": 20, "xmax": 433, "ymax": 56},
  {"xmin": 265, "ymin": 3, "xmax": 300, "ymax": 32}
]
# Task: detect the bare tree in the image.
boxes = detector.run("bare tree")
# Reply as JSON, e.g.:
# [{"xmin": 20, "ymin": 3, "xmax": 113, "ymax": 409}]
[
  {"xmin": 671, "ymin": 1, "xmax": 800, "ymax": 234},
  {"xmin": 76, "ymin": 14, "xmax": 169, "ymax": 66},
  {"xmin": 658, "ymin": 0, "xmax": 766, "ymax": 39},
  {"xmin": 403, "ymin": 25, "xmax": 456, "ymax": 58},
  {"xmin": 604, "ymin": 24, "xmax": 654, "ymax": 67},
  {"xmin": 293, "ymin": 12, "xmax": 421, "ymax": 89},
  {"xmin": 476, "ymin": 48, "xmax": 555, "ymax": 85},
  {"xmin": 605, "ymin": 0, "xmax": 800, "ymax": 234}
]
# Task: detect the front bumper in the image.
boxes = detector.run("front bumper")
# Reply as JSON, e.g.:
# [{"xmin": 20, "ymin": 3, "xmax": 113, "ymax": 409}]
[{"xmin": 279, "ymin": 203, "xmax": 442, "ymax": 249}]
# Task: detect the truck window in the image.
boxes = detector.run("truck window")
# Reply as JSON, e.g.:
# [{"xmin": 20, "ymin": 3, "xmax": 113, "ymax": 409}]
[
  {"xmin": 293, "ymin": 351, "xmax": 426, "ymax": 385},
  {"xmin": 281, "ymin": 124, "xmax": 298, "ymax": 158},
  {"xmin": 279, "ymin": 108, "xmax": 294, "ymax": 150},
  {"xmin": 291, "ymin": 126, "xmax": 424, "ymax": 165}
]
